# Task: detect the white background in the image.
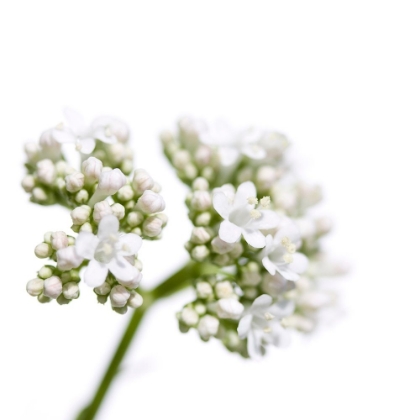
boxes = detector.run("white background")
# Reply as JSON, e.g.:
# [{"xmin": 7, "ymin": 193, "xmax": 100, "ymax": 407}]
[{"xmin": 1, "ymin": 1, "xmax": 419, "ymax": 419}]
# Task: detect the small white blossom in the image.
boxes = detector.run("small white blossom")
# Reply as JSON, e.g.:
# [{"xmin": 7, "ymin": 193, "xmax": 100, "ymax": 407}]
[
  {"xmin": 132, "ymin": 169, "xmax": 154, "ymax": 194},
  {"xmin": 238, "ymin": 294, "xmax": 294, "ymax": 358},
  {"xmin": 213, "ymin": 181, "xmax": 280, "ymax": 248},
  {"xmin": 75, "ymin": 215, "xmax": 142, "ymax": 287},
  {"xmin": 71, "ymin": 205, "xmax": 91, "ymax": 225},
  {"xmin": 127, "ymin": 291, "xmax": 143, "ymax": 308},
  {"xmin": 36, "ymin": 159, "xmax": 56, "ymax": 185},
  {"xmin": 181, "ymin": 307, "xmax": 199, "ymax": 326},
  {"xmin": 110, "ymin": 285, "xmax": 130, "ymax": 308},
  {"xmin": 97, "ymin": 169, "xmax": 126, "ymax": 196},
  {"xmin": 260, "ymin": 218, "xmax": 308, "ymax": 280},
  {"xmin": 93, "ymin": 200, "xmax": 113, "ymax": 223},
  {"xmin": 34, "ymin": 243, "xmax": 52, "ymax": 259},
  {"xmin": 142, "ymin": 216, "xmax": 163, "ymax": 237},
  {"xmin": 53, "ymin": 108, "xmax": 117, "ymax": 154},
  {"xmin": 26, "ymin": 278, "xmax": 44, "ymax": 296},
  {"xmin": 62, "ymin": 282, "xmax": 80, "ymax": 300}
]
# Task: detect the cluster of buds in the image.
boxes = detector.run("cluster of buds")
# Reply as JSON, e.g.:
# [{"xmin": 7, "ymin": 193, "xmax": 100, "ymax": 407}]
[
  {"xmin": 23, "ymin": 110, "xmax": 167, "ymax": 313},
  {"xmin": 164, "ymin": 117, "xmax": 348, "ymax": 358}
]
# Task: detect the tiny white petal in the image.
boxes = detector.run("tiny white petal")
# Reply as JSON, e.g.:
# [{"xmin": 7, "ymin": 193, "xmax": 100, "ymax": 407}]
[{"xmin": 84, "ymin": 260, "xmax": 108, "ymax": 287}]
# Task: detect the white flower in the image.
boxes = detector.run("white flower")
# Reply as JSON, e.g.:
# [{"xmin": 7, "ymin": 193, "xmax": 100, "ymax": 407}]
[
  {"xmin": 93, "ymin": 200, "xmax": 113, "ymax": 223},
  {"xmin": 53, "ymin": 108, "xmax": 117, "ymax": 154},
  {"xmin": 136, "ymin": 190, "xmax": 165, "ymax": 214},
  {"xmin": 65, "ymin": 172, "xmax": 85, "ymax": 193},
  {"xmin": 75, "ymin": 215, "xmax": 142, "ymax": 287},
  {"xmin": 212, "ymin": 181, "xmax": 279, "ymax": 248},
  {"xmin": 43, "ymin": 276, "xmax": 63, "ymax": 299},
  {"xmin": 260, "ymin": 218, "xmax": 308, "ymax": 280},
  {"xmin": 238, "ymin": 294, "xmax": 294, "ymax": 358},
  {"xmin": 51, "ymin": 231, "xmax": 68, "ymax": 250}
]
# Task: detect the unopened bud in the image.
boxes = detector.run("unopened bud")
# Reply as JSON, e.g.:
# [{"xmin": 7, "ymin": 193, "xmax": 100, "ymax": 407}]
[
  {"xmin": 43, "ymin": 276, "xmax": 63, "ymax": 299},
  {"xmin": 127, "ymin": 211, "xmax": 144, "ymax": 227},
  {"xmin": 211, "ymin": 237, "xmax": 235, "ymax": 254},
  {"xmin": 192, "ymin": 177, "xmax": 209, "ymax": 191},
  {"xmin": 216, "ymin": 298, "xmax": 244, "ymax": 319},
  {"xmin": 93, "ymin": 200, "xmax": 112, "ymax": 223},
  {"xmin": 38, "ymin": 266, "xmax": 53, "ymax": 279},
  {"xmin": 142, "ymin": 216, "xmax": 163, "ymax": 237},
  {"xmin": 191, "ymin": 191, "xmax": 211, "ymax": 211},
  {"xmin": 198, "ymin": 315, "xmax": 219, "ymax": 340},
  {"xmin": 117, "ymin": 185, "xmax": 134, "ymax": 201},
  {"xmin": 132, "ymin": 169, "xmax": 154, "ymax": 194},
  {"xmin": 34, "ymin": 243, "xmax": 52, "ymax": 258},
  {"xmin": 181, "ymin": 307, "xmax": 199, "ymax": 326},
  {"xmin": 62, "ymin": 282, "xmax": 80, "ymax": 299},
  {"xmin": 26, "ymin": 278, "xmax": 44, "ymax": 296},
  {"xmin": 97, "ymin": 168, "xmax": 126, "ymax": 195},
  {"xmin": 111, "ymin": 203, "xmax": 125, "ymax": 220},
  {"xmin": 94, "ymin": 282, "xmax": 111, "ymax": 296},
  {"xmin": 65, "ymin": 172, "xmax": 85, "ymax": 193},
  {"xmin": 215, "ymin": 281, "xmax": 234, "ymax": 299},
  {"xmin": 127, "ymin": 291, "xmax": 143, "ymax": 308},
  {"xmin": 37, "ymin": 159, "xmax": 56, "ymax": 185},
  {"xmin": 136, "ymin": 190, "xmax": 165, "ymax": 213},
  {"xmin": 190, "ymin": 227, "xmax": 211, "ymax": 244},
  {"xmin": 191, "ymin": 245, "xmax": 210, "ymax": 261},
  {"xmin": 21, "ymin": 175, "xmax": 36, "ymax": 192},
  {"xmin": 196, "ymin": 281, "xmax": 213, "ymax": 299},
  {"xmin": 71, "ymin": 205, "xmax": 91, "ymax": 225},
  {"xmin": 110, "ymin": 285, "xmax": 130, "ymax": 308},
  {"xmin": 56, "ymin": 246, "xmax": 83, "ymax": 271},
  {"xmin": 51, "ymin": 231, "xmax": 68, "ymax": 250}
]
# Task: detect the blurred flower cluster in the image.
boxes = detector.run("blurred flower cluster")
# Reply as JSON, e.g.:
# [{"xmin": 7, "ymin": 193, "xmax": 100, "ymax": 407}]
[
  {"xmin": 162, "ymin": 117, "xmax": 348, "ymax": 358},
  {"xmin": 23, "ymin": 109, "xmax": 167, "ymax": 313}
]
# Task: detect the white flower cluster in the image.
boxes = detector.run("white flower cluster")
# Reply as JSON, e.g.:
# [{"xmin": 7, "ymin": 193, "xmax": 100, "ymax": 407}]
[
  {"xmin": 23, "ymin": 110, "xmax": 167, "ymax": 313},
  {"xmin": 164, "ymin": 117, "xmax": 347, "ymax": 358}
]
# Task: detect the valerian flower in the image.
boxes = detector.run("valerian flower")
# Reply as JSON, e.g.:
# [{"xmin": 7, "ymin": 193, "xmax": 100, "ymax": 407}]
[
  {"xmin": 238, "ymin": 294, "xmax": 294, "ymax": 358},
  {"xmin": 75, "ymin": 214, "xmax": 142, "ymax": 287},
  {"xmin": 212, "ymin": 181, "xmax": 279, "ymax": 248},
  {"xmin": 53, "ymin": 108, "xmax": 117, "ymax": 154},
  {"xmin": 260, "ymin": 218, "xmax": 308, "ymax": 280}
]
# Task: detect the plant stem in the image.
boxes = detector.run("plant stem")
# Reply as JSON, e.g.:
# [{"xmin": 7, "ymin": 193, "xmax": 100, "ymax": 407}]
[{"xmin": 75, "ymin": 261, "xmax": 198, "ymax": 420}]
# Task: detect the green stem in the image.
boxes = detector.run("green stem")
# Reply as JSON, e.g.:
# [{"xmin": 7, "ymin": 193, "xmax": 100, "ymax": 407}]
[{"xmin": 75, "ymin": 261, "xmax": 199, "ymax": 420}]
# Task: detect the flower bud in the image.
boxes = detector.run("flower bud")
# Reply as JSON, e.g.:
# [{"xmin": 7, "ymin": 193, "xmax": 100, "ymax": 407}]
[
  {"xmin": 24, "ymin": 142, "xmax": 39, "ymax": 160},
  {"xmin": 215, "ymin": 281, "xmax": 234, "ymax": 299},
  {"xmin": 117, "ymin": 185, "xmax": 134, "ymax": 201},
  {"xmin": 80, "ymin": 222, "xmax": 93, "ymax": 232},
  {"xmin": 118, "ymin": 271, "xmax": 142, "ymax": 289},
  {"xmin": 190, "ymin": 227, "xmax": 211, "ymax": 244},
  {"xmin": 142, "ymin": 216, "xmax": 163, "ymax": 237},
  {"xmin": 38, "ymin": 266, "xmax": 53, "ymax": 279},
  {"xmin": 127, "ymin": 291, "xmax": 143, "ymax": 308},
  {"xmin": 192, "ymin": 177, "xmax": 209, "ymax": 191},
  {"xmin": 132, "ymin": 169, "xmax": 154, "ymax": 194},
  {"xmin": 71, "ymin": 205, "xmax": 91, "ymax": 225},
  {"xmin": 51, "ymin": 231, "xmax": 68, "ymax": 250},
  {"xmin": 183, "ymin": 163, "xmax": 198, "ymax": 180},
  {"xmin": 75, "ymin": 189, "xmax": 89, "ymax": 203},
  {"xmin": 94, "ymin": 282, "xmax": 111, "ymax": 296},
  {"xmin": 195, "ymin": 212, "xmax": 211, "ymax": 226},
  {"xmin": 196, "ymin": 281, "xmax": 213, "ymax": 299},
  {"xmin": 36, "ymin": 159, "xmax": 56, "ymax": 185},
  {"xmin": 21, "ymin": 175, "xmax": 36, "ymax": 192},
  {"xmin": 111, "ymin": 203, "xmax": 125, "ymax": 220},
  {"xmin": 56, "ymin": 246, "xmax": 83, "ymax": 271},
  {"xmin": 198, "ymin": 315, "xmax": 219, "ymax": 340},
  {"xmin": 43, "ymin": 276, "xmax": 63, "ymax": 299},
  {"xmin": 32, "ymin": 187, "xmax": 48, "ymax": 202},
  {"xmin": 92, "ymin": 116, "xmax": 130, "ymax": 143},
  {"xmin": 108, "ymin": 142, "xmax": 125, "ymax": 163},
  {"xmin": 97, "ymin": 168, "xmax": 126, "ymax": 195},
  {"xmin": 241, "ymin": 262, "xmax": 261, "ymax": 286},
  {"xmin": 127, "ymin": 211, "xmax": 144, "ymax": 227},
  {"xmin": 194, "ymin": 145, "xmax": 212, "ymax": 166},
  {"xmin": 256, "ymin": 166, "xmax": 277, "ymax": 191},
  {"xmin": 65, "ymin": 172, "xmax": 85, "ymax": 193},
  {"xmin": 37, "ymin": 294, "xmax": 51, "ymax": 304},
  {"xmin": 136, "ymin": 190, "xmax": 165, "ymax": 213},
  {"xmin": 211, "ymin": 237, "xmax": 235, "ymax": 254},
  {"xmin": 191, "ymin": 191, "xmax": 211, "ymax": 211},
  {"xmin": 62, "ymin": 282, "xmax": 80, "ymax": 299},
  {"xmin": 93, "ymin": 200, "xmax": 112, "ymax": 223},
  {"xmin": 26, "ymin": 278, "xmax": 44, "ymax": 296},
  {"xmin": 34, "ymin": 243, "xmax": 52, "ymax": 258},
  {"xmin": 55, "ymin": 160, "xmax": 74, "ymax": 177},
  {"xmin": 173, "ymin": 150, "xmax": 190, "ymax": 169},
  {"xmin": 110, "ymin": 285, "xmax": 130, "ymax": 308},
  {"xmin": 216, "ymin": 298, "xmax": 244, "ymax": 319},
  {"xmin": 180, "ymin": 307, "xmax": 199, "ymax": 326},
  {"xmin": 191, "ymin": 245, "xmax": 210, "ymax": 262}
]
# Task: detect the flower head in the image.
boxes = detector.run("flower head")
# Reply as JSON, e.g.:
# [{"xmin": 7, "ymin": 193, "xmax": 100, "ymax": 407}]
[
  {"xmin": 212, "ymin": 181, "xmax": 279, "ymax": 248},
  {"xmin": 238, "ymin": 294, "xmax": 294, "ymax": 358},
  {"xmin": 75, "ymin": 215, "xmax": 142, "ymax": 287},
  {"xmin": 260, "ymin": 218, "xmax": 308, "ymax": 280}
]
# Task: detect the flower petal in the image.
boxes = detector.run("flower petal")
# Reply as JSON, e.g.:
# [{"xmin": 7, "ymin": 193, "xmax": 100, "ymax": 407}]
[
  {"xmin": 119, "ymin": 233, "xmax": 142, "ymax": 256},
  {"xmin": 108, "ymin": 256, "xmax": 139, "ymax": 281},
  {"xmin": 278, "ymin": 267, "xmax": 300, "ymax": 281},
  {"xmin": 218, "ymin": 146, "xmax": 240, "ymax": 166},
  {"xmin": 80, "ymin": 138, "xmax": 96, "ymax": 154},
  {"xmin": 52, "ymin": 128, "xmax": 75, "ymax": 144},
  {"xmin": 213, "ymin": 191, "xmax": 230, "ymax": 219},
  {"xmin": 98, "ymin": 214, "xmax": 119, "ymax": 239},
  {"xmin": 242, "ymin": 229, "xmax": 265, "ymax": 248},
  {"xmin": 288, "ymin": 252, "xmax": 308, "ymax": 274},
  {"xmin": 234, "ymin": 181, "xmax": 256, "ymax": 208},
  {"xmin": 75, "ymin": 232, "xmax": 99, "ymax": 260},
  {"xmin": 275, "ymin": 218, "xmax": 301, "ymax": 244},
  {"xmin": 63, "ymin": 107, "xmax": 86, "ymax": 134},
  {"xmin": 251, "ymin": 294, "xmax": 272, "ymax": 311},
  {"xmin": 262, "ymin": 256, "xmax": 277, "ymax": 276},
  {"xmin": 270, "ymin": 300, "xmax": 295, "ymax": 319},
  {"xmin": 219, "ymin": 220, "xmax": 242, "ymax": 243},
  {"xmin": 237, "ymin": 314, "xmax": 253, "ymax": 339},
  {"xmin": 84, "ymin": 260, "xmax": 108, "ymax": 287},
  {"xmin": 94, "ymin": 128, "xmax": 118, "ymax": 144},
  {"xmin": 241, "ymin": 144, "xmax": 266, "ymax": 160},
  {"xmin": 247, "ymin": 328, "xmax": 264, "ymax": 359},
  {"xmin": 253, "ymin": 210, "xmax": 280, "ymax": 230}
]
